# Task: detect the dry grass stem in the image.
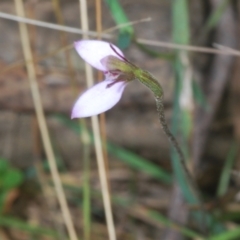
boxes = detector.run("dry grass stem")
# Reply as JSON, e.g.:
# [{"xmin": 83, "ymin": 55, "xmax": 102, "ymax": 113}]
[
  {"xmin": 2, "ymin": 11, "xmax": 240, "ymax": 56},
  {"xmin": 136, "ymin": 38, "xmax": 240, "ymax": 56},
  {"xmin": 79, "ymin": 0, "xmax": 116, "ymax": 240},
  {"xmin": 14, "ymin": 1, "xmax": 78, "ymax": 240},
  {"xmin": 0, "ymin": 11, "xmax": 109, "ymax": 38},
  {"xmin": 95, "ymin": 0, "xmax": 110, "ymax": 190},
  {"xmin": 103, "ymin": 17, "xmax": 151, "ymax": 33}
]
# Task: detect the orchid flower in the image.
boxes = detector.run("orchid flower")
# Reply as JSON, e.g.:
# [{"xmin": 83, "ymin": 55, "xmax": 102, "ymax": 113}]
[{"xmin": 71, "ymin": 40, "xmax": 135, "ymax": 119}]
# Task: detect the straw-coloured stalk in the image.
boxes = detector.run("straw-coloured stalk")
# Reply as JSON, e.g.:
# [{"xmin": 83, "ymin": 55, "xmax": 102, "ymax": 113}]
[
  {"xmin": 79, "ymin": 1, "xmax": 117, "ymax": 240},
  {"xmin": 14, "ymin": 1, "xmax": 78, "ymax": 240},
  {"xmin": 1, "ymin": 11, "xmax": 240, "ymax": 56}
]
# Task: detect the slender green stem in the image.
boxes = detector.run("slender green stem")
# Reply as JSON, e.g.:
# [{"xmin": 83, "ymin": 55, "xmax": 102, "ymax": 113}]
[
  {"xmin": 155, "ymin": 96, "xmax": 197, "ymax": 199},
  {"xmin": 136, "ymin": 69, "xmax": 200, "ymax": 203}
]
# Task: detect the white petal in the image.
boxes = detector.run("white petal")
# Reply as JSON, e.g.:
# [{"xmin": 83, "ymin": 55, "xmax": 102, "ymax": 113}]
[
  {"xmin": 74, "ymin": 40, "xmax": 124, "ymax": 71},
  {"xmin": 71, "ymin": 79, "xmax": 126, "ymax": 118}
]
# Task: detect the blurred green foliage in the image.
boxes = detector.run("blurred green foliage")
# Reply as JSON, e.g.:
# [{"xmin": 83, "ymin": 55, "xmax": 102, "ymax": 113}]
[
  {"xmin": 0, "ymin": 158, "xmax": 23, "ymax": 213},
  {"xmin": 104, "ymin": 0, "xmax": 133, "ymax": 49}
]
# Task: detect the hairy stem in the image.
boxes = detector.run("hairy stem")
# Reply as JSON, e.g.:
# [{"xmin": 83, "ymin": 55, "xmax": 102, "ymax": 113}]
[
  {"xmin": 155, "ymin": 96, "xmax": 197, "ymax": 199},
  {"xmin": 155, "ymin": 83, "xmax": 210, "ymax": 234},
  {"xmin": 136, "ymin": 70, "xmax": 201, "ymax": 203}
]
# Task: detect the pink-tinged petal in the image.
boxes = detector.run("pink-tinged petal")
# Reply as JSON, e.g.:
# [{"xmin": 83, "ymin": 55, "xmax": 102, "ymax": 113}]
[
  {"xmin": 71, "ymin": 79, "xmax": 126, "ymax": 118},
  {"xmin": 74, "ymin": 40, "xmax": 124, "ymax": 71}
]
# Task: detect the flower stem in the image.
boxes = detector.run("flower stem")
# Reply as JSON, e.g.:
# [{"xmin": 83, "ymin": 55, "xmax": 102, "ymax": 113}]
[
  {"xmin": 155, "ymin": 95, "xmax": 197, "ymax": 198},
  {"xmin": 136, "ymin": 70, "xmax": 200, "ymax": 203},
  {"xmin": 156, "ymin": 92, "xmax": 209, "ymax": 233}
]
